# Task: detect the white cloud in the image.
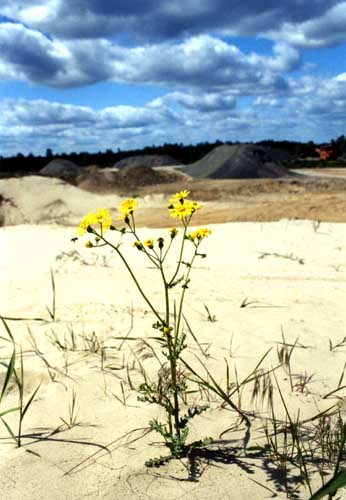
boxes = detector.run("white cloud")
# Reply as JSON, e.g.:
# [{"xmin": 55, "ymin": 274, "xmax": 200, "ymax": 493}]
[
  {"xmin": 1, "ymin": 1, "xmax": 345, "ymax": 155},
  {"xmin": 151, "ymin": 91, "xmax": 236, "ymax": 112},
  {"xmin": 2, "ymin": 0, "xmax": 340, "ymax": 45},
  {"xmin": 1, "ymin": 98, "xmax": 178, "ymax": 129},
  {"xmin": 0, "ymin": 22, "xmax": 73, "ymax": 85},
  {"xmin": 269, "ymin": 2, "xmax": 346, "ymax": 47},
  {"xmin": 0, "ymin": 26, "xmax": 295, "ymax": 92},
  {"xmin": 1, "ymin": 81, "xmax": 345, "ymax": 157}
]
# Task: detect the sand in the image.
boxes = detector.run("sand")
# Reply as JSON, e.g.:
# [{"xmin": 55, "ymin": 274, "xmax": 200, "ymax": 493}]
[{"xmin": 1, "ymin": 176, "xmax": 346, "ymax": 499}]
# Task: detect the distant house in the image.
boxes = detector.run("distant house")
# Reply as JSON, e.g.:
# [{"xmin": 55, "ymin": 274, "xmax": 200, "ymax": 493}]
[{"xmin": 315, "ymin": 144, "xmax": 339, "ymax": 161}]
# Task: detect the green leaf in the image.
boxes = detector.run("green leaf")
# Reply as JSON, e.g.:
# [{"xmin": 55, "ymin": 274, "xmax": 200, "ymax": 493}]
[
  {"xmin": 0, "ymin": 406, "xmax": 19, "ymax": 418},
  {"xmin": 0, "ymin": 349, "xmax": 16, "ymax": 403},
  {"xmin": 22, "ymin": 383, "xmax": 41, "ymax": 420},
  {"xmin": 308, "ymin": 470, "xmax": 346, "ymax": 500},
  {"xmin": 0, "ymin": 317, "xmax": 15, "ymax": 343},
  {"xmin": 0, "ymin": 416, "xmax": 17, "ymax": 443}
]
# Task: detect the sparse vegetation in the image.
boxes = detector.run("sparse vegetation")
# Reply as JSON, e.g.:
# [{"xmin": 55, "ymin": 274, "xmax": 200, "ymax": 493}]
[{"xmin": 1, "ymin": 183, "xmax": 346, "ymax": 500}]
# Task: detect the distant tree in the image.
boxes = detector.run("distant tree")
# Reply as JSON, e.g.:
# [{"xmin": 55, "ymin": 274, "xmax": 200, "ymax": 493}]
[{"xmin": 46, "ymin": 148, "xmax": 53, "ymax": 158}]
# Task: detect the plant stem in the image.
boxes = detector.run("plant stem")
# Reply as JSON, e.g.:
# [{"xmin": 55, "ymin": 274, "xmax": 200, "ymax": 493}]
[
  {"xmin": 174, "ymin": 250, "xmax": 197, "ymax": 347},
  {"xmin": 168, "ymin": 223, "xmax": 188, "ymax": 287},
  {"xmin": 99, "ymin": 234, "xmax": 164, "ymax": 324},
  {"xmin": 167, "ymin": 334, "xmax": 180, "ymax": 439}
]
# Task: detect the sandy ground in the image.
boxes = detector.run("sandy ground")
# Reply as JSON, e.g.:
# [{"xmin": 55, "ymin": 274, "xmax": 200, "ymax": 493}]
[{"xmin": 1, "ymin": 175, "xmax": 346, "ymax": 499}]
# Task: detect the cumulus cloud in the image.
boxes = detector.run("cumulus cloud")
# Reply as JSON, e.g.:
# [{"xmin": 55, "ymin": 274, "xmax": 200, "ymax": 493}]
[
  {"xmin": 0, "ymin": 97, "xmax": 185, "ymax": 155},
  {"xmin": 1, "ymin": 0, "xmax": 340, "ymax": 44},
  {"xmin": 0, "ymin": 1, "xmax": 345, "ymax": 155},
  {"xmin": 1, "ymin": 76, "xmax": 345, "ymax": 157},
  {"xmin": 1, "ymin": 98, "xmax": 178, "ymax": 129},
  {"xmin": 0, "ymin": 23, "xmax": 118, "ymax": 86},
  {"xmin": 0, "ymin": 25, "xmax": 294, "ymax": 92},
  {"xmin": 254, "ymin": 72, "xmax": 346, "ymax": 127},
  {"xmin": 271, "ymin": 2, "xmax": 346, "ymax": 47},
  {"xmin": 0, "ymin": 22, "xmax": 69, "ymax": 84},
  {"xmin": 150, "ymin": 91, "xmax": 236, "ymax": 112}
]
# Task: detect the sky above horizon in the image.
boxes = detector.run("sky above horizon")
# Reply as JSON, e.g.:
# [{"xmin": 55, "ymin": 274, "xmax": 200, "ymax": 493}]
[{"xmin": 0, "ymin": 1, "xmax": 346, "ymax": 157}]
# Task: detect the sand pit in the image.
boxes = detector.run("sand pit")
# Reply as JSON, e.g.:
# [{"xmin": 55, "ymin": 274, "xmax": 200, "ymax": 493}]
[
  {"xmin": 1, "ymin": 176, "xmax": 346, "ymax": 499},
  {"xmin": 1, "ymin": 209, "xmax": 346, "ymax": 499},
  {"xmin": 2, "ymin": 174, "xmax": 346, "ymax": 228}
]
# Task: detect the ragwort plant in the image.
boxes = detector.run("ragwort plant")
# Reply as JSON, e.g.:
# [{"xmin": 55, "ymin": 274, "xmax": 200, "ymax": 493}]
[{"xmin": 76, "ymin": 190, "xmax": 213, "ymax": 465}]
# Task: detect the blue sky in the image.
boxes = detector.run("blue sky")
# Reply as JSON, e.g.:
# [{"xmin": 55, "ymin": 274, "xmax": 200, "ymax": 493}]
[{"xmin": 0, "ymin": 1, "xmax": 345, "ymax": 157}]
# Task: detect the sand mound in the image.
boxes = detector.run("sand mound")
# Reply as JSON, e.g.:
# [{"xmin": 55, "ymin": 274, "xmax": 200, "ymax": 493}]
[
  {"xmin": 113, "ymin": 154, "xmax": 181, "ymax": 169},
  {"xmin": 76, "ymin": 168, "xmax": 120, "ymax": 193},
  {"xmin": 39, "ymin": 159, "xmax": 82, "ymax": 182},
  {"xmin": 184, "ymin": 144, "xmax": 297, "ymax": 179},
  {"xmin": 77, "ymin": 165, "xmax": 190, "ymax": 192},
  {"xmin": 0, "ymin": 176, "xmax": 124, "ymax": 226},
  {"xmin": 118, "ymin": 164, "xmax": 166, "ymax": 186}
]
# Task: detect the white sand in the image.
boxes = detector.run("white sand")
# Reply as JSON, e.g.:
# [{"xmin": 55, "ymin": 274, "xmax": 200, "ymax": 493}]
[
  {"xmin": 1, "ymin": 181, "xmax": 346, "ymax": 499},
  {"xmin": 0, "ymin": 176, "xmax": 167, "ymax": 226}
]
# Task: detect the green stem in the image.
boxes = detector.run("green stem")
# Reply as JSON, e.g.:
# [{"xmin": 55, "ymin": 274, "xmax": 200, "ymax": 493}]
[
  {"xmin": 132, "ymin": 227, "xmax": 160, "ymax": 268},
  {"xmin": 168, "ymin": 223, "xmax": 188, "ymax": 287},
  {"xmin": 167, "ymin": 334, "xmax": 180, "ymax": 439},
  {"xmin": 99, "ymin": 234, "xmax": 164, "ymax": 325},
  {"xmin": 174, "ymin": 249, "xmax": 198, "ymax": 347},
  {"xmin": 162, "ymin": 237, "xmax": 174, "ymax": 263}
]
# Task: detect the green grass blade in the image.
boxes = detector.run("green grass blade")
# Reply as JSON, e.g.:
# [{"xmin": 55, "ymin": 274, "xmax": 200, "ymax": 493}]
[
  {"xmin": 0, "ymin": 350, "xmax": 16, "ymax": 403},
  {"xmin": 21, "ymin": 383, "xmax": 41, "ymax": 420},
  {"xmin": 0, "ymin": 317, "xmax": 16, "ymax": 404},
  {"xmin": 0, "ymin": 416, "xmax": 17, "ymax": 443},
  {"xmin": 0, "ymin": 317, "xmax": 15, "ymax": 343},
  {"xmin": 308, "ymin": 470, "xmax": 346, "ymax": 500},
  {"xmin": 0, "ymin": 406, "xmax": 19, "ymax": 418}
]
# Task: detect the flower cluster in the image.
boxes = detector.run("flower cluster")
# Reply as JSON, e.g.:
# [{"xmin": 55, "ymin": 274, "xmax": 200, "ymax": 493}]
[
  {"xmin": 134, "ymin": 236, "xmax": 166, "ymax": 251},
  {"xmin": 168, "ymin": 190, "xmax": 201, "ymax": 221},
  {"xmin": 77, "ymin": 193, "xmax": 211, "ymax": 254},
  {"xmin": 188, "ymin": 228, "xmax": 212, "ymax": 241},
  {"xmin": 77, "ymin": 208, "xmax": 112, "ymax": 236},
  {"xmin": 120, "ymin": 198, "xmax": 138, "ymax": 221},
  {"xmin": 75, "ymin": 189, "xmax": 216, "ymax": 467}
]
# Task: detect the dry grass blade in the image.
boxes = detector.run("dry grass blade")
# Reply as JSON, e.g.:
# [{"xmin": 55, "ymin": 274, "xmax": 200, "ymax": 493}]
[{"xmin": 183, "ymin": 314, "xmax": 210, "ymax": 358}]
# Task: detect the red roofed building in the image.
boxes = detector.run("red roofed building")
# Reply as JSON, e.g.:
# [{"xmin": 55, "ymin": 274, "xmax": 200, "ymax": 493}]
[{"xmin": 315, "ymin": 144, "xmax": 340, "ymax": 160}]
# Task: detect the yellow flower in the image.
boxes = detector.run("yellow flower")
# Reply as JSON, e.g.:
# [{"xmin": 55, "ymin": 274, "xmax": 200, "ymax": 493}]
[
  {"xmin": 77, "ymin": 212, "xmax": 97, "ymax": 236},
  {"xmin": 169, "ymin": 190, "xmax": 190, "ymax": 204},
  {"xmin": 144, "ymin": 238, "xmax": 154, "ymax": 249},
  {"xmin": 95, "ymin": 208, "xmax": 112, "ymax": 232},
  {"xmin": 162, "ymin": 326, "xmax": 173, "ymax": 336},
  {"xmin": 77, "ymin": 208, "xmax": 112, "ymax": 236},
  {"xmin": 189, "ymin": 228, "xmax": 212, "ymax": 240},
  {"xmin": 133, "ymin": 240, "xmax": 143, "ymax": 250},
  {"xmin": 119, "ymin": 198, "xmax": 138, "ymax": 221},
  {"xmin": 85, "ymin": 240, "xmax": 93, "ymax": 248},
  {"xmin": 169, "ymin": 200, "xmax": 201, "ymax": 219},
  {"xmin": 169, "ymin": 228, "xmax": 178, "ymax": 238}
]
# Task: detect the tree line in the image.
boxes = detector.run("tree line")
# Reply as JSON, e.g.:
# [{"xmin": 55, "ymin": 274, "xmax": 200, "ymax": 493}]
[{"xmin": 1, "ymin": 136, "xmax": 345, "ymax": 176}]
